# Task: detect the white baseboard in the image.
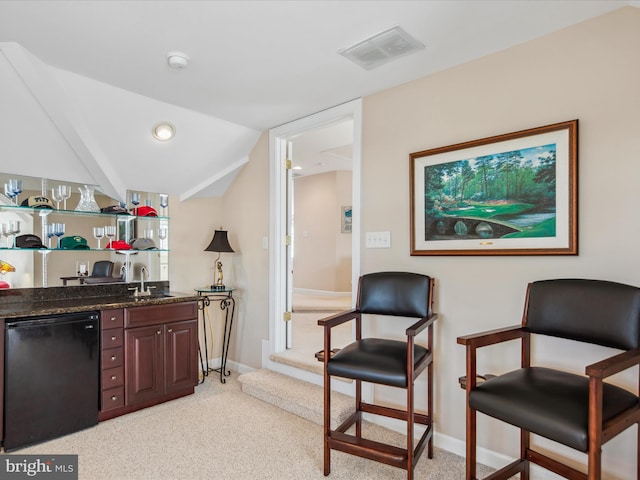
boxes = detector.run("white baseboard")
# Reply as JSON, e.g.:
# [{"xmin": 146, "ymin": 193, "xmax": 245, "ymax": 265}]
[{"xmin": 251, "ymin": 340, "xmax": 565, "ymax": 479}]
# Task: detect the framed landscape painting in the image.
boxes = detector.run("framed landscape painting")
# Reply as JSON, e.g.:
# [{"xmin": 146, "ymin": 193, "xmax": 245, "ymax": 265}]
[{"xmin": 410, "ymin": 120, "xmax": 578, "ymax": 256}]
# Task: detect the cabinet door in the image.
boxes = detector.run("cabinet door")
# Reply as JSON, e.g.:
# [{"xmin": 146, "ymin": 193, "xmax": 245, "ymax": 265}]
[
  {"xmin": 125, "ymin": 325, "xmax": 164, "ymax": 406},
  {"xmin": 165, "ymin": 319, "xmax": 198, "ymax": 394}
]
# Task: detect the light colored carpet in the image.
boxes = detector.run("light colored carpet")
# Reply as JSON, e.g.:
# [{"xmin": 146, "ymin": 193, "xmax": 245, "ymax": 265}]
[
  {"xmin": 271, "ymin": 291, "xmax": 353, "ymax": 375},
  {"xmin": 292, "ymin": 291, "xmax": 352, "ymax": 312},
  {"xmin": 11, "ymin": 372, "xmax": 495, "ymax": 479},
  {"xmin": 270, "ymin": 310, "xmax": 352, "ymax": 376},
  {"xmin": 238, "ymin": 369, "xmax": 353, "ymax": 428}
]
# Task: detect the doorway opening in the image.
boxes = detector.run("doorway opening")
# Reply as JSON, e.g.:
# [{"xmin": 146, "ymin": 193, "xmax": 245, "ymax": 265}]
[{"xmin": 267, "ymin": 100, "xmax": 361, "ymax": 385}]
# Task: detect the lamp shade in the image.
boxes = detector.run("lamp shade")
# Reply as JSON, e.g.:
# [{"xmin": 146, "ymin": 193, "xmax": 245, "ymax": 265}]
[{"xmin": 204, "ymin": 230, "xmax": 234, "ymax": 253}]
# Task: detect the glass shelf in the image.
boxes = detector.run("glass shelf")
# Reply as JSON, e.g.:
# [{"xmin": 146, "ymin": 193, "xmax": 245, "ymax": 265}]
[
  {"xmin": 0, "ymin": 248, "xmax": 169, "ymax": 252},
  {"xmin": 0, "ymin": 204, "xmax": 169, "ymax": 220}
]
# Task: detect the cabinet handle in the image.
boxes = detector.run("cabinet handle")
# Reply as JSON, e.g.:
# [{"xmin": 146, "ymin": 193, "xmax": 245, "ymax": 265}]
[
  {"xmin": 157, "ymin": 330, "xmax": 162, "ymax": 335},
  {"xmin": 167, "ymin": 328, "xmax": 173, "ymax": 333},
  {"xmin": 110, "ymin": 316, "xmax": 117, "ymax": 321},
  {"xmin": 111, "ymin": 356, "xmax": 117, "ymax": 361},
  {"xmin": 111, "ymin": 375, "xmax": 117, "ymax": 380},
  {"xmin": 111, "ymin": 336, "xmax": 117, "ymax": 341},
  {"xmin": 111, "ymin": 396, "xmax": 118, "ymax": 401}
]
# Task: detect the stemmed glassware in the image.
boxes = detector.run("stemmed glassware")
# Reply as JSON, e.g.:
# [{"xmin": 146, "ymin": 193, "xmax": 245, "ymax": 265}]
[
  {"xmin": 93, "ymin": 227, "xmax": 105, "ymax": 249},
  {"xmin": 58, "ymin": 185, "xmax": 71, "ymax": 210},
  {"xmin": 51, "ymin": 188, "xmax": 63, "ymax": 210},
  {"xmin": 3, "ymin": 184, "xmax": 16, "ymax": 204},
  {"xmin": 159, "ymin": 194, "xmax": 168, "ymax": 216},
  {"xmin": 53, "ymin": 223, "xmax": 65, "ymax": 248},
  {"xmin": 158, "ymin": 227, "xmax": 168, "ymax": 250},
  {"xmin": 45, "ymin": 224, "xmax": 56, "ymax": 249},
  {"xmin": 105, "ymin": 225, "xmax": 116, "ymax": 248},
  {"xmin": 0, "ymin": 224, "xmax": 7, "ymax": 248},
  {"xmin": 9, "ymin": 179, "xmax": 22, "ymax": 206},
  {"xmin": 8, "ymin": 221, "xmax": 20, "ymax": 248},
  {"xmin": 130, "ymin": 192, "xmax": 141, "ymax": 212}
]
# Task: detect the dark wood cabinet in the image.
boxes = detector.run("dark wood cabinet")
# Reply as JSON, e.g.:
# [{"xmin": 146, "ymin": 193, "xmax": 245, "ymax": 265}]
[
  {"xmin": 124, "ymin": 302, "xmax": 198, "ymax": 408},
  {"xmin": 165, "ymin": 320, "xmax": 199, "ymax": 394},
  {"xmin": 125, "ymin": 319, "xmax": 198, "ymax": 406},
  {"xmin": 99, "ymin": 309, "xmax": 125, "ymax": 419},
  {"xmin": 99, "ymin": 300, "xmax": 198, "ymax": 421},
  {"xmin": 125, "ymin": 323, "xmax": 165, "ymax": 405}
]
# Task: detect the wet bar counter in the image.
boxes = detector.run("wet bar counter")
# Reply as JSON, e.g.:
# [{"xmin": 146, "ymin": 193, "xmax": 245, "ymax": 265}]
[{"xmin": 0, "ymin": 282, "xmax": 200, "ymax": 318}]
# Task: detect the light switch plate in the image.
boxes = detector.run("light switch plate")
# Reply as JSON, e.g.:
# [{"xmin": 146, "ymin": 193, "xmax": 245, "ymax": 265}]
[{"xmin": 365, "ymin": 231, "xmax": 391, "ymax": 248}]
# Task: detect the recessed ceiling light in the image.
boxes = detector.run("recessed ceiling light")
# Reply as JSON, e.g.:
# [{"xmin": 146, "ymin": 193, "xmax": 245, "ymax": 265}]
[{"xmin": 152, "ymin": 122, "xmax": 176, "ymax": 141}]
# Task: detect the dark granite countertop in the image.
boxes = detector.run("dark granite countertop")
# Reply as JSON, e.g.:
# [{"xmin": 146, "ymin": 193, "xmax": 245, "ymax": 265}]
[{"xmin": 0, "ymin": 282, "xmax": 200, "ymax": 319}]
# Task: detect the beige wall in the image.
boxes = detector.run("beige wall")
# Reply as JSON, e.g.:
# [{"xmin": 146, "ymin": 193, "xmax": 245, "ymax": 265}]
[
  {"xmin": 218, "ymin": 132, "xmax": 271, "ymax": 368},
  {"xmin": 293, "ymin": 170, "xmax": 352, "ymax": 292},
  {"xmin": 213, "ymin": 6, "xmax": 640, "ymax": 477},
  {"xmin": 359, "ymin": 6, "xmax": 640, "ymax": 476}
]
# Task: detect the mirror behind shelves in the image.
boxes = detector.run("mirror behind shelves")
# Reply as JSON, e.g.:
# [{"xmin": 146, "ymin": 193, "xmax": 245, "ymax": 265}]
[{"xmin": 0, "ymin": 173, "xmax": 169, "ymax": 288}]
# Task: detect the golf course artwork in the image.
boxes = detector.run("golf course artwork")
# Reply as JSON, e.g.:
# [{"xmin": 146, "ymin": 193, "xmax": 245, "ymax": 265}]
[{"xmin": 410, "ymin": 120, "xmax": 577, "ymax": 256}]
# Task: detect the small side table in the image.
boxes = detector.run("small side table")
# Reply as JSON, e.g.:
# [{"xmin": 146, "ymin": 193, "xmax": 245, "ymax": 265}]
[
  {"xmin": 60, "ymin": 276, "xmax": 88, "ymax": 285},
  {"xmin": 195, "ymin": 287, "xmax": 236, "ymax": 384}
]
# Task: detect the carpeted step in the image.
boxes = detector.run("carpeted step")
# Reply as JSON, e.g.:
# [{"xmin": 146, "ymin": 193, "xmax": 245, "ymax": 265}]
[{"xmin": 238, "ymin": 369, "xmax": 353, "ymax": 428}]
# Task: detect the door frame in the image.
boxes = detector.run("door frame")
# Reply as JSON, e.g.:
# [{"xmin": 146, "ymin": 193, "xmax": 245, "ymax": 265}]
[{"xmin": 267, "ymin": 99, "xmax": 362, "ymax": 383}]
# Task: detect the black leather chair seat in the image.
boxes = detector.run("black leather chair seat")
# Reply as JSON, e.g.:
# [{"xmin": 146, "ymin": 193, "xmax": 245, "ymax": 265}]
[
  {"xmin": 470, "ymin": 367, "xmax": 639, "ymax": 452},
  {"xmin": 327, "ymin": 338, "xmax": 428, "ymax": 388}
]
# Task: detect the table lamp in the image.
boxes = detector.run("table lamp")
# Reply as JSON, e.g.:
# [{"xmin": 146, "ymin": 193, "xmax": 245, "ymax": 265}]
[{"xmin": 204, "ymin": 228, "xmax": 234, "ymax": 290}]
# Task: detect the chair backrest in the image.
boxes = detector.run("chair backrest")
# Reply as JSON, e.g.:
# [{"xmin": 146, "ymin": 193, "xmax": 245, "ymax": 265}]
[
  {"xmin": 525, "ymin": 279, "xmax": 640, "ymax": 350},
  {"xmin": 357, "ymin": 271, "xmax": 432, "ymax": 318},
  {"xmin": 92, "ymin": 260, "xmax": 114, "ymax": 278}
]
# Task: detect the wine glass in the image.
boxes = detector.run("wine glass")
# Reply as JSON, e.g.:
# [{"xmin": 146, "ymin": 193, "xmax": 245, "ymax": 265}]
[
  {"xmin": 51, "ymin": 188, "xmax": 63, "ymax": 209},
  {"xmin": 9, "ymin": 179, "xmax": 22, "ymax": 206},
  {"xmin": 54, "ymin": 223, "xmax": 65, "ymax": 248},
  {"xmin": 0, "ymin": 224, "xmax": 7, "ymax": 248},
  {"xmin": 8, "ymin": 220, "xmax": 20, "ymax": 248},
  {"xmin": 45, "ymin": 224, "xmax": 56, "ymax": 249},
  {"xmin": 159, "ymin": 194, "xmax": 168, "ymax": 216},
  {"xmin": 130, "ymin": 192, "xmax": 140, "ymax": 211},
  {"xmin": 105, "ymin": 225, "xmax": 116, "ymax": 248},
  {"xmin": 4, "ymin": 184, "xmax": 15, "ymax": 204},
  {"xmin": 93, "ymin": 226, "xmax": 105, "ymax": 249},
  {"xmin": 158, "ymin": 227, "xmax": 168, "ymax": 249},
  {"xmin": 58, "ymin": 185, "xmax": 71, "ymax": 210}
]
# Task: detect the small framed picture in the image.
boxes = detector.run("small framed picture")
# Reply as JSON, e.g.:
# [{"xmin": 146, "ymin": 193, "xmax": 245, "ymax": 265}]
[{"xmin": 341, "ymin": 206, "xmax": 352, "ymax": 234}]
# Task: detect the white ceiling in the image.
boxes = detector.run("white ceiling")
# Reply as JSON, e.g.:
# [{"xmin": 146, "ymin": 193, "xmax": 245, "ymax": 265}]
[{"xmin": 0, "ymin": 0, "xmax": 633, "ymax": 200}]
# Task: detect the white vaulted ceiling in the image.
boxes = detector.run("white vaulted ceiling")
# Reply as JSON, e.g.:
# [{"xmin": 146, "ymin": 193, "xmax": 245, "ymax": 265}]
[{"xmin": 0, "ymin": 1, "xmax": 634, "ymax": 201}]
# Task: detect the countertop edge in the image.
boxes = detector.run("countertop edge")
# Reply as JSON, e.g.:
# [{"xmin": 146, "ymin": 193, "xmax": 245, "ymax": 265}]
[{"xmin": 0, "ymin": 293, "xmax": 201, "ymax": 319}]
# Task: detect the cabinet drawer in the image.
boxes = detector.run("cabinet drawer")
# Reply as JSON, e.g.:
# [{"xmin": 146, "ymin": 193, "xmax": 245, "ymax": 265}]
[
  {"xmin": 101, "ymin": 386, "xmax": 125, "ymax": 411},
  {"xmin": 124, "ymin": 301, "xmax": 197, "ymax": 328},
  {"xmin": 101, "ymin": 328, "xmax": 123, "ymax": 349},
  {"xmin": 101, "ymin": 309, "xmax": 124, "ymax": 330},
  {"xmin": 101, "ymin": 347, "xmax": 124, "ymax": 368},
  {"xmin": 101, "ymin": 366, "xmax": 124, "ymax": 390}
]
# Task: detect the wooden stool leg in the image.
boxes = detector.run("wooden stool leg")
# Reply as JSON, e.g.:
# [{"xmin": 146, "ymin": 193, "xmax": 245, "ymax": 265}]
[
  {"xmin": 467, "ymin": 406, "xmax": 476, "ymax": 480},
  {"xmin": 324, "ymin": 372, "xmax": 331, "ymax": 476}
]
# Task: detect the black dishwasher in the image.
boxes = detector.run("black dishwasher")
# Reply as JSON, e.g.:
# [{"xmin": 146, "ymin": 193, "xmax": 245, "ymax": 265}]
[{"xmin": 4, "ymin": 311, "xmax": 100, "ymax": 451}]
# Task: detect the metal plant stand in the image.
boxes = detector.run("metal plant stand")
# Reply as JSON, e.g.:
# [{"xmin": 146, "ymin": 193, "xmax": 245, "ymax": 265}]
[{"xmin": 195, "ymin": 288, "xmax": 236, "ymax": 383}]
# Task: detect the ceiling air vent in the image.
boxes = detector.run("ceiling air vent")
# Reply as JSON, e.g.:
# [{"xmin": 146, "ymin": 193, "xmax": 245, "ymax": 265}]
[{"xmin": 338, "ymin": 26, "xmax": 425, "ymax": 71}]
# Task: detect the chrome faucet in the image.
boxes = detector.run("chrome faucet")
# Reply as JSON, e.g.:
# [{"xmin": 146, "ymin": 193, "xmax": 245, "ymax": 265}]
[
  {"xmin": 140, "ymin": 266, "xmax": 147, "ymax": 293},
  {"xmin": 129, "ymin": 266, "xmax": 154, "ymax": 297}
]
